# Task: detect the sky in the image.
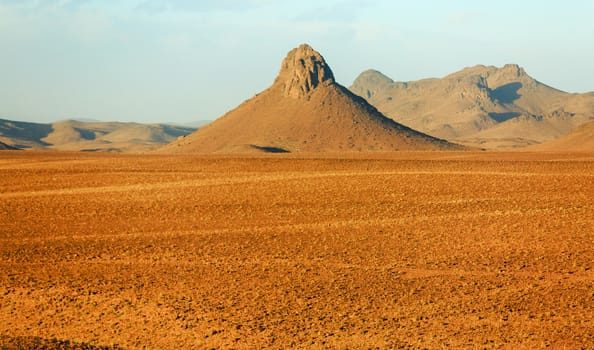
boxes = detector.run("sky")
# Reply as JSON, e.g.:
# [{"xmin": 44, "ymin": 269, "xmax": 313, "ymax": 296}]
[{"xmin": 1, "ymin": 0, "xmax": 593, "ymax": 124}]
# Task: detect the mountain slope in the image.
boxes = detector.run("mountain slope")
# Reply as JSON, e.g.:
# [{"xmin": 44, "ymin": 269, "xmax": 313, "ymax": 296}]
[
  {"xmin": 0, "ymin": 119, "xmax": 195, "ymax": 152},
  {"xmin": 528, "ymin": 121, "xmax": 594, "ymax": 151},
  {"xmin": 0, "ymin": 140, "xmax": 19, "ymax": 150},
  {"xmin": 350, "ymin": 66, "xmax": 594, "ymax": 149},
  {"xmin": 161, "ymin": 44, "xmax": 459, "ymax": 153},
  {"xmin": 0, "ymin": 119, "xmax": 52, "ymax": 149}
]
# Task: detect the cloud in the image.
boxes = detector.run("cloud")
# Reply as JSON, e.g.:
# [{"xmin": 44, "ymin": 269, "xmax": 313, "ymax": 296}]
[
  {"xmin": 445, "ymin": 10, "xmax": 481, "ymax": 26},
  {"xmin": 0, "ymin": 0, "xmax": 19, "ymax": 5},
  {"xmin": 0, "ymin": 0, "xmax": 97, "ymax": 11},
  {"xmin": 136, "ymin": 0, "xmax": 272, "ymax": 14},
  {"xmin": 293, "ymin": 0, "xmax": 373, "ymax": 23}
]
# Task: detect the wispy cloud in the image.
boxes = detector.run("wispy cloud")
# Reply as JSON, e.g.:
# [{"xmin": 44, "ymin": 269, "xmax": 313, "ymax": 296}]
[
  {"xmin": 136, "ymin": 0, "xmax": 272, "ymax": 14},
  {"xmin": 0, "ymin": 0, "xmax": 105, "ymax": 13},
  {"xmin": 445, "ymin": 10, "xmax": 481, "ymax": 26},
  {"xmin": 293, "ymin": 0, "xmax": 373, "ymax": 23}
]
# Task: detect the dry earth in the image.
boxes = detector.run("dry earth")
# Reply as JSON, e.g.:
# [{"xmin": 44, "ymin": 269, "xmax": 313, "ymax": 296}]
[{"xmin": 1, "ymin": 151, "xmax": 593, "ymax": 349}]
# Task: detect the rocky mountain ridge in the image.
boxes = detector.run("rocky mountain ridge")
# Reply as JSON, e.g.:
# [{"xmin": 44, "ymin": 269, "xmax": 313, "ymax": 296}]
[{"xmin": 350, "ymin": 65, "xmax": 594, "ymax": 149}]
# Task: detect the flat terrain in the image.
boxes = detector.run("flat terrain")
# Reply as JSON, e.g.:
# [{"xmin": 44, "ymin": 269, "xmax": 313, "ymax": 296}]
[{"xmin": 1, "ymin": 151, "xmax": 593, "ymax": 349}]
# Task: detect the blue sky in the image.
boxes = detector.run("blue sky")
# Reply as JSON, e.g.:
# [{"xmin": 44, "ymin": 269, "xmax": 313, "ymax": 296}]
[{"xmin": 1, "ymin": 0, "xmax": 593, "ymax": 123}]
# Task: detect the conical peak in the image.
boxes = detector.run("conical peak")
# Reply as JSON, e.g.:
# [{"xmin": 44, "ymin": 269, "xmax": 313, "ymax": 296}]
[
  {"xmin": 354, "ymin": 70, "xmax": 394, "ymax": 86},
  {"xmin": 274, "ymin": 44, "xmax": 335, "ymax": 99},
  {"xmin": 361, "ymin": 69, "xmax": 394, "ymax": 81}
]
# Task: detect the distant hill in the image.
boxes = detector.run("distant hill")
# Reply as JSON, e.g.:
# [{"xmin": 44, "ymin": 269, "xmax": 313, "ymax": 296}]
[
  {"xmin": 0, "ymin": 140, "xmax": 19, "ymax": 150},
  {"xmin": 159, "ymin": 44, "xmax": 459, "ymax": 153},
  {"xmin": 528, "ymin": 121, "xmax": 594, "ymax": 151},
  {"xmin": 181, "ymin": 120, "xmax": 212, "ymax": 128},
  {"xmin": 350, "ymin": 66, "xmax": 594, "ymax": 149},
  {"xmin": 0, "ymin": 119, "xmax": 195, "ymax": 152}
]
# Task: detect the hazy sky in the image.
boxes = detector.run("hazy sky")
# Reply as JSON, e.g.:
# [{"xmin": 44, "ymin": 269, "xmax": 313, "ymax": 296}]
[{"xmin": 1, "ymin": 0, "xmax": 593, "ymax": 123}]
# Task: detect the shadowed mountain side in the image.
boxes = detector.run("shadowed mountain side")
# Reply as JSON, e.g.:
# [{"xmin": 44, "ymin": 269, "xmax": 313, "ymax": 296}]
[
  {"xmin": 0, "ymin": 119, "xmax": 196, "ymax": 152},
  {"xmin": 0, "ymin": 140, "xmax": 20, "ymax": 150},
  {"xmin": 350, "ymin": 65, "xmax": 594, "ymax": 149},
  {"xmin": 490, "ymin": 82, "xmax": 522, "ymax": 104},
  {"xmin": 160, "ymin": 44, "xmax": 460, "ymax": 154},
  {"xmin": 527, "ymin": 121, "xmax": 594, "ymax": 151},
  {"xmin": 0, "ymin": 119, "xmax": 52, "ymax": 148}
]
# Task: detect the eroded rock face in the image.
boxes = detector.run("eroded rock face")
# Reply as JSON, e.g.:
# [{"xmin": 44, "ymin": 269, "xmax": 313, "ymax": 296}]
[
  {"xmin": 274, "ymin": 44, "xmax": 335, "ymax": 99},
  {"xmin": 501, "ymin": 64, "xmax": 526, "ymax": 78},
  {"xmin": 159, "ymin": 43, "xmax": 458, "ymax": 154}
]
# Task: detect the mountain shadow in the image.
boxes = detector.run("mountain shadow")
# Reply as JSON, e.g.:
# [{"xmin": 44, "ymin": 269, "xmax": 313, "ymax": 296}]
[
  {"xmin": 249, "ymin": 145, "xmax": 290, "ymax": 153},
  {"xmin": 488, "ymin": 112, "xmax": 521, "ymax": 123},
  {"xmin": 490, "ymin": 82, "xmax": 522, "ymax": 104},
  {"xmin": 74, "ymin": 127, "xmax": 97, "ymax": 140},
  {"xmin": 0, "ymin": 119, "xmax": 53, "ymax": 147}
]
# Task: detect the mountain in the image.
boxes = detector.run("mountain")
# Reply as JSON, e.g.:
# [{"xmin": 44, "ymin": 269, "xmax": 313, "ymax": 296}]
[
  {"xmin": 160, "ymin": 44, "xmax": 459, "ymax": 153},
  {"xmin": 181, "ymin": 120, "xmax": 213, "ymax": 128},
  {"xmin": 0, "ymin": 119, "xmax": 53, "ymax": 149},
  {"xmin": 350, "ymin": 65, "xmax": 594, "ymax": 149},
  {"xmin": 0, "ymin": 140, "xmax": 19, "ymax": 150},
  {"xmin": 0, "ymin": 119, "xmax": 195, "ymax": 152},
  {"xmin": 528, "ymin": 121, "xmax": 594, "ymax": 151}
]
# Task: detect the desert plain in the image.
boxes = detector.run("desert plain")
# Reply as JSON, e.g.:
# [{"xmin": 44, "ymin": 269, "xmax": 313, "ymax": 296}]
[{"xmin": 1, "ymin": 150, "xmax": 593, "ymax": 349}]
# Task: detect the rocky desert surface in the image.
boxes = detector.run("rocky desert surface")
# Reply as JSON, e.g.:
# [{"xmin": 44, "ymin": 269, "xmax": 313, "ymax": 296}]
[{"xmin": 1, "ymin": 150, "xmax": 593, "ymax": 348}]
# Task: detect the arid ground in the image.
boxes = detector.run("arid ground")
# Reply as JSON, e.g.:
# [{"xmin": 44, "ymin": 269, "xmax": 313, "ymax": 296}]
[{"xmin": 1, "ymin": 151, "xmax": 593, "ymax": 349}]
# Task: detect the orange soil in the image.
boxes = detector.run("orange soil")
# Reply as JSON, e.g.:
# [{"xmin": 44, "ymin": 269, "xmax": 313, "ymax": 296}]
[{"xmin": 1, "ymin": 151, "xmax": 593, "ymax": 348}]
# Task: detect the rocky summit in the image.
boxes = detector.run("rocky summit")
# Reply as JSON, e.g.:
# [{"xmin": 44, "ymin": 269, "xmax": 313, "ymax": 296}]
[
  {"xmin": 274, "ymin": 44, "xmax": 336, "ymax": 99},
  {"xmin": 159, "ymin": 44, "xmax": 459, "ymax": 153}
]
